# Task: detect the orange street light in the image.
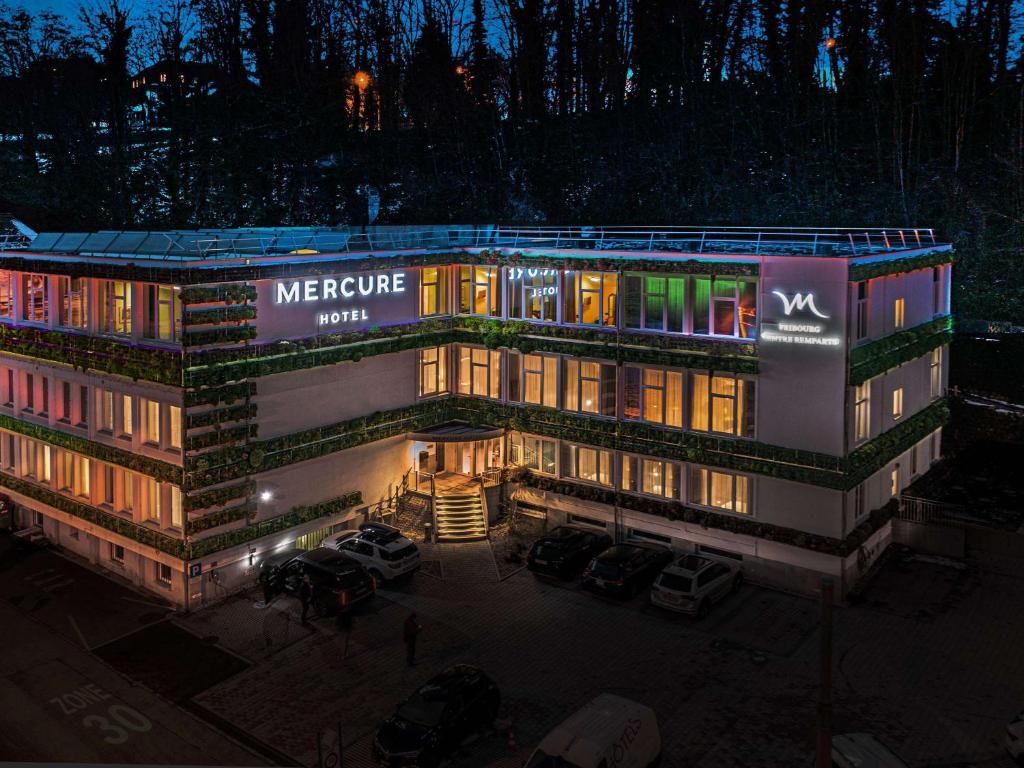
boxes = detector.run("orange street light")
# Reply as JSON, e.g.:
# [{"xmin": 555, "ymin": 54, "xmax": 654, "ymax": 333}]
[
  {"xmin": 354, "ymin": 70, "xmax": 371, "ymax": 91},
  {"xmin": 824, "ymin": 37, "xmax": 837, "ymax": 50}
]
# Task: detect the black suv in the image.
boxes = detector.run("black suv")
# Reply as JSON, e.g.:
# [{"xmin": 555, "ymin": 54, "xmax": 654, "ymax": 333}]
[
  {"xmin": 527, "ymin": 526, "xmax": 613, "ymax": 579},
  {"xmin": 262, "ymin": 547, "xmax": 375, "ymax": 615},
  {"xmin": 373, "ymin": 665, "xmax": 500, "ymax": 767},
  {"xmin": 582, "ymin": 543, "xmax": 674, "ymax": 598}
]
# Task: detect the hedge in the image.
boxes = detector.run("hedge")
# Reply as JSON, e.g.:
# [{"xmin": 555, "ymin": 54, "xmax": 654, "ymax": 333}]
[
  {"xmin": 185, "ymin": 424, "xmax": 258, "ymax": 451},
  {"xmin": 184, "ymin": 479, "xmax": 255, "ymax": 512},
  {"xmin": 183, "ymin": 305, "xmax": 258, "ymax": 326},
  {"xmin": 179, "ymin": 284, "xmax": 257, "ymax": 305},
  {"xmin": 185, "ymin": 403, "xmax": 258, "ymax": 430},
  {"xmin": 182, "ymin": 325, "xmax": 258, "ymax": 347},
  {"xmin": 849, "ymin": 316, "xmax": 953, "ymax": 386},
  {"xmin": 0, "ymin": 471, "xmax": 185, "ymax": 556},
  {"xmin": 848, "ymin": 249, "xmax": 952, "ymax": 282},
  {"xmin": 0, "ymin": 323, "xmax": 182, "ymax": 386},
  {"xmin": 186, "ymin": 499, "xmax": 255, "ymax": 534},
  {"xmin": 519, "ymin": 474, "xmax": 898, "ymax": 557},
  {"xmin": 845, "ymin": 399, "xmax": 949, "ymax": 485},
  {"xmin": 184, "ymin": 382, "xmax": 257, "ymax": 408},
  {"xmin": 188, "ymin": 491, "xmax": 362, "ymax": 558},
  {"xmin": 0, "ymin": 413, "xmax": 183, "ymax": 484}
]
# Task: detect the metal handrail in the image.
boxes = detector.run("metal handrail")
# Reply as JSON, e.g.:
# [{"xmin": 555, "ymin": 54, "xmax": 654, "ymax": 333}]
[
  {"xmin": 478, "ymin": 475, "xmax": 489, "ymax": 539},
  {"xmin": 429, "ymin": 475, "xmax": 437, "ymax": 543},
  {"xmin": 10, "ymin": 225, "xmax": 945, "ymax": 261}
]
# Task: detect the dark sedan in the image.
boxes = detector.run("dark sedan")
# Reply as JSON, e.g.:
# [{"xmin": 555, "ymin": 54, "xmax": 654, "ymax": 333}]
[
  {"xmin": 527, "ymin": 525, "xmax": 613, "ymax": 579},
  {"xmin": 373, "ymin": 665, "xmax": 500, "ymax": 767},
  {"xmin": 261, "ymin": 546, "xmax": 375, "ymax": 615},
  {"xmin": 582, "ymin": 543, "xmax": 674, "ymax": 598}
]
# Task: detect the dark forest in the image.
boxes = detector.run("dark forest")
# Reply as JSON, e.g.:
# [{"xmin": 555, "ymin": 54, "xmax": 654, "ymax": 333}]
[{"xmin": 0, "ymin": 0, "xmax": 1021, "ymax": 321}]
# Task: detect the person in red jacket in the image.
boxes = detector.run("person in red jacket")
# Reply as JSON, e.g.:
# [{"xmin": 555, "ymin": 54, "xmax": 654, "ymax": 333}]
[{"xmin": 403, "ymin": 611, "xmax": 422, "ymax": 666}]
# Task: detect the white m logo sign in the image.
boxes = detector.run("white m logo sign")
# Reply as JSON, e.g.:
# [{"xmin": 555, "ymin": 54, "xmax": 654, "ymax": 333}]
[{"xmin": 772, "ymin": 290, "xmax": 830, "ymax": 319}]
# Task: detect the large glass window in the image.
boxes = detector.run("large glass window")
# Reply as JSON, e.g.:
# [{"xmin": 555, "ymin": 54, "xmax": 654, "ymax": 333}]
[
  {"xmin": 18, "ymin": 439, "xmax": 51, "ymax": 482},
  {"xmin": 98, "ymin": 389, "xmax": 114, "ymax": 432},
  {"xmin": 565, "ymin": 271, "xmax": 617, "ymax": 326},
  {"xmin": 143, "ymin": 285, "xmax": 181, "ymax": 341},
  {"xmin": 688, "ymin": 467, "xmax": 751, "ymax": 514},
  {"xmin": 563, "ymin": 359, "xmax": 615, "ymax": 416},
  {"xmin": 457, "ymin": 346, "xmax": 501, "ymax": 399},
  {"xmin": 854, "ymin": 381, "xmax": 871, "ymax": 442},
  {"xmin": 509, "ymin": 433, "xmax": 556, "ymax": 474},
  {"xmin": 169, "ymin": 405, "xmax": 182, "ymax": 450},
  {"xmin": 21, "ymin": 274, "xmax": 48, "ymax": 323},
  {"xmin": 0, "ymin": 270, "xmax": 13, "ymax": 319},
  {"xmin": 420, "ymin": 267, "xmax": 449, "ymax": 317},
  {"xmin": 508, "ymin": 352, "xmax": 558, "ymax": 408},
  {"xmin": 624, "ymin": 367, "xmax": 683, "ymax": 427},
  {"xmin": 419, "ymin": 346, "xmax": 449, "ymax": 397},
  {"xmin": 623, "ymin": 274, "xmax": 685, "ymax": 332},
  {"xmin": 458, "ymin": 266, "xmax": 501, "ymax": 317},
  {"xmin": 622, "ymin": 455, "xmax": 678, "ymax": 498},
  {"xmin": 100, "ymin": 281, "xmax": 132, "ymax": 335},
  {"xmin": 693, "ymin": 277, "xmax": 757, "ymax": 338},
  {"xmin": 144, "ymin": 399, "xmax": 160, "ymax": 445},
  {"xmin": 58, "ymin": 453, "xmax": 90, "ymax": 499},
  {"xmin": 120, "ymin": 394, "xmax": 134, "ymax": 438},
  {"xmin": 894, "ymin": 298, "xmax": 905, "ymax": 329},
  {"xmin": 563, "ymin": 444, "xmax": 612, "ymax": 486},
  {"xmin": 892, "ymin": 387, "xmax": 903, "ymax": 420},
  {"xmin": 508, "ymin": 268, "xmax": 558, "ymax": 322},
  {"xmin": 930, "ymin": 347, "xmax": 943, "ymax": 399},
  {"xmin": 58, "ymin": 277, "xmax": 89, "ymax": 329},
  {"xmin": 143, "ymin": 477, "xmax": 160, "ymax": 522},
  {"xmin": 691, "ymin": 373, "xmax": 755, "ymax": 437}
]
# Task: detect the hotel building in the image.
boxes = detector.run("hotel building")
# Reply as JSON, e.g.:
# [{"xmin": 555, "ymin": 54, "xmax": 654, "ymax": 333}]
[{"xmin": 0, "ymin": 226, "xmax": 952, "ymax": 607}]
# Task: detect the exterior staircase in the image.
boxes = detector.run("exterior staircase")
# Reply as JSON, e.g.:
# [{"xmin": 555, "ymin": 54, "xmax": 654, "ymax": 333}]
[{"xmin": 434, "ymin": 492, "xmax": 487, "ymax": 542}]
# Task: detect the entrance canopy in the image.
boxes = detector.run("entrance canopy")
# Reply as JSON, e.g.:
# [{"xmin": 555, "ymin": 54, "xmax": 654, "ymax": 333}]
[{"xmin": 405, "ymin": 421, "xmax": 504, "ymax": 443}]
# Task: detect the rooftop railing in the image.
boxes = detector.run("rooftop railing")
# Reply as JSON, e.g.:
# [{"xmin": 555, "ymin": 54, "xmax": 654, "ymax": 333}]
[{"xmin": 14, "ymin": 225, "xmax": 942, "ymax": 261}]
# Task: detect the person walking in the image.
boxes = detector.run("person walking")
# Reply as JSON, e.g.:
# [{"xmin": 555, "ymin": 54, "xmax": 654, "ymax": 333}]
[
  {"xmin": 403, "ymin": 611, "xmax": 422, "ymax": 666},
  {"xmin": 299, "ymin": 574, "xmax": 314, "ymax": 625}
]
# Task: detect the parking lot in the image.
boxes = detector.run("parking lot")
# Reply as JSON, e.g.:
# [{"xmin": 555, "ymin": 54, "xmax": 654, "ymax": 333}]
[{"xmin": 2, "ymin": 531, "xmax": 1021, "ymax": 768}]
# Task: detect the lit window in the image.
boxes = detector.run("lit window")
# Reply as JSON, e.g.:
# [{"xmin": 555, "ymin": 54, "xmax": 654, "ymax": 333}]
[
  {"xmin": 457, "ymin": 346, "xmax": 501, "ymax": 399},
  {"xmin": 170, "ymin": 486, "xmax": 183, "ymax": 528},
  {"xmin": 929, "ymin": 347, "xmax": 943, "ymax": 399},
  {"xmin": 111, "ymin": 543, "xmax": 125, "ymax": 563},
  {"xmin": 854, "ymin": 381, "xmax": 871, "ymax": 442},
  {"xmin": 508, "ymin": 352, "xmax": 557, "ymax": 408},
  {"xmin": 169, "ymin": 405, "xmax": 182, "ymax": 449},
  {"xmin": 458, "ymin": 266, "xmax": 501, "ymax": 317},
  {"xmin": 565, "ymin": 271, "xmax": 617, "ymax": 326},
  {"xmin": 563, "ymin": 359, "xmax": 615, "ymax": 416},
  {"xmin": 120, "ymin": 394, "xmax": 134, "ymax": 437},
  {"xmin": 121, "ymin": 473, "xmax": 135, "ymax": 513},
  {"xmin": 156, "ymin": 562, "xmax": 172, "ymax": 584},
  {"xmin": 890, "ymin": 467, "xmax": 899, "ymax": 497},
  {"xmin": 100, "ymin": 280, "xmax": 132, "ymax": 335},
  {"xmin": 143, "ymin": 477, "xmax": 161, "ymax": 522},
  {"xmin": 144, "ymin": 399, "xmax": 160, "ymax": 444},
  {"xmin": 143, "ymin": 285, "xmax": 181, "ymax": 341},
  {"xmin": 564, "ymin": 444, "xmax": 612, "ymax": 486},
  {"xmin": 21, "ymin": 274, "xmax": 48, "ymax": 323},
  {"xmin": 0, "ymin": 270, "xmax": 14, "ymax": 319},
  {"xmin": 623, "ymin": 366, "xmax": 683, "ymax": 427},
  {"xmin": 691, "ymin": 373, "xmax": 755, "ymax": 437},
  {"xmin": 58, "ymin": 277, "xmax": 89, "ymax": 329},
  {"xmin": 688, "ymin": 467, "xmax": 751, "ymax": 514},
  {"xmin": 622, "ymin": 456, "xmax": 678, "ymax": 499},
  {"xmin": 419, "ymin": 267, "xmax": 449, "ymax": 317},
  {"xmin": 894, "ymin": 298, "xmax": 905, "ymax": 329},
  {"xmin": 692, "ymin": 277, "xmax": 758, "ymax": 338},
  {"xmin": 892, "ymin": 387, "xmax": 903, "ymax": 420},
  {"xmin": 508, "ymin": 268, "xmax": 558, "ymax": 322},
  {"xmin": 509, "ymin": 433, "xmax": 556, "ymax": 474},
  {"xmin": 418, "ymin": 346, "xmax": 449, "ymax": 397},
  {"xmin": 98, "ymin": 390, "xmax": 114, "ymax": 432}
]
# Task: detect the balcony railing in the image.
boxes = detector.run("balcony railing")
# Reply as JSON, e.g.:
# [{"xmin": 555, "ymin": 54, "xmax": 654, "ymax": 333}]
[{"xmin": 15, "ymin": 225, "xmax": 944, "ymax": 262}]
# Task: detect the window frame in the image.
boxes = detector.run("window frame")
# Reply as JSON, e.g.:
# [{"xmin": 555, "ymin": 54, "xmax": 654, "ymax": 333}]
[
  {"xmin": 418, "ymin": 346, "xmax": 449, "ymax": 398},
  {"xmin": 458, "ymin": 266, "xmax": 502, "ymax": 317},
  {"xmin": 688, "ymin": 466, "xmax": 752, "ymax": 515},
  {"xmin": 564, "ymin": 270, "xmax": 618, "ymax": 327}
]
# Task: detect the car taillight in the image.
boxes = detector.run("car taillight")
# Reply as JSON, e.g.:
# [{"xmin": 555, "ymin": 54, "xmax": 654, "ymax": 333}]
[{"xmin": 339, "ymin": 589, "xmax": 350, "ymax": 608}]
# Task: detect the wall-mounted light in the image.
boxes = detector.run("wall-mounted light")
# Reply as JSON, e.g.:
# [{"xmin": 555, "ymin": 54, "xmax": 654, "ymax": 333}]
[{"xmin": 260, "ymin": 490, "xmax": 274, "ymax": 503}]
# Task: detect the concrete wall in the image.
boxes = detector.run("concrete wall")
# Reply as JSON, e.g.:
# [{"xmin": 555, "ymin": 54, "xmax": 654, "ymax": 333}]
[{"xmin": 254, "ymin": 351, "xmax": 419, "ymax": 439}]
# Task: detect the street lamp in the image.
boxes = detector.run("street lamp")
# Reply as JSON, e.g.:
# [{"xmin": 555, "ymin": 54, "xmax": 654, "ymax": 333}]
[{"xmin": 353, "ymin": 70, "xmax": 371, "ymax": 92}]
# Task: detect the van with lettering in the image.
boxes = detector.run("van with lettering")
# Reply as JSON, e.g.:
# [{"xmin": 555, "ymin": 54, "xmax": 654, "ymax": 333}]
[{"xmin": 524, "ymin": 693, "xmax": 660, "ymax": 768}]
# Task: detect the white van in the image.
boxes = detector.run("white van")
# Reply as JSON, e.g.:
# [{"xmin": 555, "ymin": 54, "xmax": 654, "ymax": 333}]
[{"xmin": 525, "ymin": 693, "xmax": 660, "ymax": 768}]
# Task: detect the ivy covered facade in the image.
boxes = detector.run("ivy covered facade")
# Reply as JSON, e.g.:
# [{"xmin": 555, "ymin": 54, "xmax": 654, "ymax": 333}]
[{"xmin": 0, "ymin": 227, "xmax": 953, "ymax": 605}]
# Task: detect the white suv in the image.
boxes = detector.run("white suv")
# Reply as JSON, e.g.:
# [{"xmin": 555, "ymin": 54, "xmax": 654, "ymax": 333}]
[
  {"xmin": 325, "ymin": 522, "xmax": 420, "ymax": 584},
  {"xmin": 650, "ymin": 554, "xmax": 742, "ymax": 618}
]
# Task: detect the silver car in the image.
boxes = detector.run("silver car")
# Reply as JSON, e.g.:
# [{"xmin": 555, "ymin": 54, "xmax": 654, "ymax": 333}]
[{"xmin": 650, "ymin": 554, "xmax": 742, "ymax": 618}]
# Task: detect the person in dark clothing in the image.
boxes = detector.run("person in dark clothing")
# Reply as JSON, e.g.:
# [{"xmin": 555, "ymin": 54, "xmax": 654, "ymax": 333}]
[
  {"xmin": 299, "ymin": 574, "xmax": 314, "ymax": 624},
  {"xmin": 403, "ymin": 612, "xmax": 422, "ymax": 665}
]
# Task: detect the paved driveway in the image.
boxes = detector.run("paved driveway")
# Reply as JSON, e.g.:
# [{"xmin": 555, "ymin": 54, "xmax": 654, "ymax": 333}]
[{"xmin": 179, "ymin": 553, "xmax": 1023, "ymax": 768}]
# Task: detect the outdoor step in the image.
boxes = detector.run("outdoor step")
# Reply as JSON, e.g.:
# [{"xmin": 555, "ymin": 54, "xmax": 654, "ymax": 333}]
[
  {"xmin": 437, "ymin": 533, "xmax": 488, "ymax": 542},
  {"xmin": 438, "ymin": 524, "xmax": 487, "ymax": 534}
]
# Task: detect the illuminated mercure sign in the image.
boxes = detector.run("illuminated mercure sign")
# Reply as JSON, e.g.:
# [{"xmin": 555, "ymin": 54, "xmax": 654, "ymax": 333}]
[
  {"xmin": 274, "ymin": 272, "xmax": 406, "ymax": 327},
  {"xmin": 762, "ymin": 290, "xmax": 841, "ymax": 346}
]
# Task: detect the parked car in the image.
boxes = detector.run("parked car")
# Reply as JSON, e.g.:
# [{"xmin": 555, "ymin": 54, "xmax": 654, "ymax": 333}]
[
  {"xmin": 262, "ymin": 547, "xmax": 375, "ymax": 615},
  {"xmin": 373, "ymin": 664, "xmax": 500, "ymax": 767},
  {"xmin": 325, "ymin": 522, "xmax": 420, "ymax": 583},
  {"xmin": 831, "ymin": 733, "xmax": 910, "ymax": 767},
  {"xmin": 582, "ymin": 543, "xmax": 674, "ymax": 598},
  {"xmin": 525, "ymin": 693, "xmax": 661, "ymax": 768},
  {"xmin": 1008, "ymin": 710, "xmax": 1024, "ymax": 764},
  {"xmin": 527, "ymin": 526, "xmax": 613, "ymax": 579},
  {"xmin": 650, "ymin": 554, "xmax": 743, "ymax": 618}
]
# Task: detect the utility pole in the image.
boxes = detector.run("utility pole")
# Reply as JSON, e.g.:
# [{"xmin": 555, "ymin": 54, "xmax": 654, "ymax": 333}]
[{"xmin": 816, "ymin": 576, "xmax": 834, "ymax": 768}]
